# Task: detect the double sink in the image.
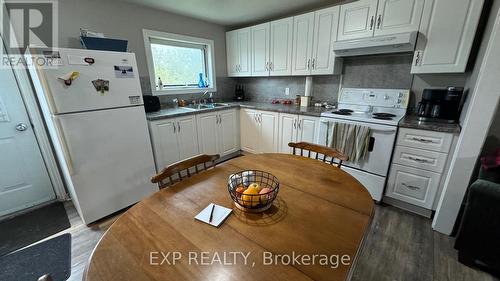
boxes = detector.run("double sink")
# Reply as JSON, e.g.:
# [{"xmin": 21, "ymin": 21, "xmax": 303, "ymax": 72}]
[{"xmin": 179, "ymin": 103, "xmax": 231, "ymax": 112}]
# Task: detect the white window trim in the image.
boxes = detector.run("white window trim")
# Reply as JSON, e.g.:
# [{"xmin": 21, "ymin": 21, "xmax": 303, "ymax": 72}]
[{"xmin": 143, "ymin": 29, "xmax": 217, "ymax": 96}]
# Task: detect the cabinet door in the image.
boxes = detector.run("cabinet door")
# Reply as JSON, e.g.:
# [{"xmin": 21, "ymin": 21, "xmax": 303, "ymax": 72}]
[
  {"xmin": 386, "ymin": 163, "xmax": 441, "ymax": 209},
  {"xmin": 176, "ymin": 115, "xmax": 199, "ymax": 160},
  {"xmin": 277, "ymin": 113, "xmax": 298, "ymax": 154},
  {"xmin": 337, "ymin": 0, "xmax": 378, "ymax": 41},
  {"xmin": 291, "ymin": 12, "xmax": 315, "ymax": 76},
  {"xmin": 374, "ymin": 0, "xmax": 424, "ymax": 36},
  {"xmin": 311, "ymin": 6, "xmax": 342, "ymax": 75},
  {"xmin": 218, "ymin": 109, "xmax": 239, "ymax": 156},
  {"xmin": 251, "ymin": 23, "xmax": 270, "ymax": 77},
  {"xmin": 240, "ymin": 108, "xmax": 259, "ymax": 153},
  {"xmin": 298, "ymin": 115, "xmax": 319, "ymax": 144},
  {"xmin": 148, "ymin": 119, "xmax": 179, "ymax": 170},
  {"xmin": 411, "ymin": 0, "xmax": 484, "ymax": 73},
  {"xmin": 259, "ymin": 111, "xmax": 279, "ymax": 153},
  {"xmin": 269, "ymin": 17, "xmax": 294, "ymax": 76},
  {"xmin": 226, "ymin": 31, "xmax": 239, "ymax": 77},
  {"xmin": 237, "ymin": 27, "xmax": 252, "ymax": 76},
  {"xmin": 196, "ymin": 112, "xmax": 219, "ymax": 155}
]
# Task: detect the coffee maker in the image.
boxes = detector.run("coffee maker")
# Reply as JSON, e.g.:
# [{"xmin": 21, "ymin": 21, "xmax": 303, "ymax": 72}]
[
  {"xmin": 234, "ymin": 84, "xmax": 245, "ymax": 101},
  {"xmin": 417, "ymin": 87, "xmax": 464, "ymax": 123}
]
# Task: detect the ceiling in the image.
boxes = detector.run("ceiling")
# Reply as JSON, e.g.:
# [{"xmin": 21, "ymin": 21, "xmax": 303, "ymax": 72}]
[{"xmin": 121, "ymin": 0, "xmax": 344, "ymax": 27}]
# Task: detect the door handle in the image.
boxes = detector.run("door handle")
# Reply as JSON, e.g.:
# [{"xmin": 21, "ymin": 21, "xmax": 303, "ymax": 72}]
[{"xmin": 15, "ymin": 123, "xmax": 28, "ymax": 131}]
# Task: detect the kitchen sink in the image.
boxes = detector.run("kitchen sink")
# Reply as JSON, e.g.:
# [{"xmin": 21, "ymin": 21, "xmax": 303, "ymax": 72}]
[{"xmin": 184, "ymin": 103, "xmax": 230, "ymax": 110}]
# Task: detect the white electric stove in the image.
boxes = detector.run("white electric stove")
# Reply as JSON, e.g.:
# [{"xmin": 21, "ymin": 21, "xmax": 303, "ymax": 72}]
[{"xmin": 318, "ymin": 88, "xmax": 410, "ymax": 201}]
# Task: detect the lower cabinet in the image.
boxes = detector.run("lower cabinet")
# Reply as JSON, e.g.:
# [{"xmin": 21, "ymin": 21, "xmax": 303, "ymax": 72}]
[
  {"xmin": 148, "ymin": 115, "xmax": 199, "ymax": 171},
  {"xmin": 197, "ymin": 109, "xmax": 240, "ymax": 157},
  {"xmin": 240, "ymin": 108, "xmax": 279, "ymax": 153},
  {"xmin": 278, "ymin": 113, "xmax": 320, "ymax": 153}
]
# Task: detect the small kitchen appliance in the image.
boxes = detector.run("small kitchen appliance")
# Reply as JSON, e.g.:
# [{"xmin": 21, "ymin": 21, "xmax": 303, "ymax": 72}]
[
  {"xmin": 319, "ymin": 88, "xmax": 410, "ymax": 201},
  {"xmin": 417, "ymin": 87, "xmax": 464, "ymax": 123},
  {"xmin": 143, "ymin": 95, "xmax": 161, "ymax": 112},
  {"xmin": 234, "ymin": 84, "xmax": 245, "ymax": 101}
]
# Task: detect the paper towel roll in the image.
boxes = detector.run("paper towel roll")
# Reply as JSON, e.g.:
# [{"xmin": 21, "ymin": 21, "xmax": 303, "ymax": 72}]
[{"xmin": 305, "ymin": 76, "xmax": 313, "ymax": 97}]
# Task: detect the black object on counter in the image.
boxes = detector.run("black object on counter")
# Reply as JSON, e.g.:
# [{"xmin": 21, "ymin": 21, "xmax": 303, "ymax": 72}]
[
  {"xmin": 234, "ymin": 84, "xmax": 245, "ymax": 101},
  {"xmin": 417, "ymin": 87, "xmax": 464, "ymax": 123},
  {"xmin": 143, "ymin": 95, "xmax": 161, "ymax": 112}
]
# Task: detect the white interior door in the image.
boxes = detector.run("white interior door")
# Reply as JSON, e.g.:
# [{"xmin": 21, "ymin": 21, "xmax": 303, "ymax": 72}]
[
  {"xmin": 251, "ymin": 23, "xmax": 270, "ymax": 77},
  {"xmin": 311, "ymin": 6, "xmax": 340, "ymax": 75},
  {"xmin": 337, "ymin": 0, "xmax": 378, "ymax": 41},
  {"xmin": 0, "ymin": 53, "xmax": 55, "ymax": 217},
  {"xmin": 270, "ymin": 17, "xmax": 294, "ymax": 76},
  {"xmin": 278, "ymin": 113, "xmax": 297, "ymax": 153},
  {"xmin": 374, "ymin": 0, "xmax": 424, "ymax": 36},
  {"xmin": 292, "ymin": 12, "xmax": 315, "ymax": 75}
]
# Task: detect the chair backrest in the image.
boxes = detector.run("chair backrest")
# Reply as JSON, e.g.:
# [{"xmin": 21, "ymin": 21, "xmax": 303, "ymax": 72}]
[
  {"xmin": 151, "ymin": 154, "xmax": 220, "ymax": 189},
  {"xmin": 288, "ymin": 142, "xmax": 349, "ymax": 167}
]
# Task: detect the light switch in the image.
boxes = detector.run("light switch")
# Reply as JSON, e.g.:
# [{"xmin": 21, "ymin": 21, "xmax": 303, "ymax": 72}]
[{"xmin": 285, "ymin": 88, "xmax": 290, "ymax": 96}]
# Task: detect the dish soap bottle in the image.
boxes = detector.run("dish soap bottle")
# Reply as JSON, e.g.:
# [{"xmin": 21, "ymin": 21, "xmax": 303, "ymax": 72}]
[{"xmin": 198, "ymin": 73, "xmax": 206, "ymax": 88}]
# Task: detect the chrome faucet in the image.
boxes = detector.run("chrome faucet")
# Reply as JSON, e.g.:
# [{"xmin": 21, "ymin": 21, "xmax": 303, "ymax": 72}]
[{"xmin": 197, "ymin": 91, "xmax": 212, "ymax": 104}]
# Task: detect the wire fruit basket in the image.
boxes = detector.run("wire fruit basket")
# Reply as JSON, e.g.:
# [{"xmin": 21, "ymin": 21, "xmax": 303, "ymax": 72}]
[{"xmin": 228, "ymin": 170, "xmax": 280, "ymax": 213}]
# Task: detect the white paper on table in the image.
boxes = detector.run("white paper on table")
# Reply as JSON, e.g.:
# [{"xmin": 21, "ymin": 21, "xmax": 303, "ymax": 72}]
[{"xmin": 194, "ymin": 203, "xmax": 232, "ymax": 228}]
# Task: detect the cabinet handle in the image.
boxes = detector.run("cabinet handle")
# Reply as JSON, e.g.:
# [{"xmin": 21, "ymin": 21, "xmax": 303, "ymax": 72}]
[
  {"xmin": 298, "ymin": 120, "xmax": 302, "ymax": 130},
  {"xmin": 173, "ymin": 123, "xmax": 176, "ymax": 134},
  {"xmin": 408, "ymin": 156, "xmax": 430, "ymax": 164},
  {"xmin": 254, "ymin": 113, "xmax": 258, "ymax": 123},
  {"xmin": 312, "ymin": 59, "xmax": 315, "ymax": 70},
  {"xmin": 414, "ymin": 51, "xmax": 421, "ymax": 66},
  {"xmin": 402, "ymin": 183, "xmax": 420, "ymax": 190},
  {"xmin": 307, "ymin": 59, "xmax": 311, "ymax": 70},
  {"xmin": 269, "ymin": 61, "xmax": 273, "ymax": 71},
  {"xmin": 177, "ymin": 122, "xmax": 181, "ymax": 133},
  {"xmin": 370, "ymin": 16, "xmax": 374, "ymax": 30},
  {"xmin": 377, "ymin": 14, "xmax": 382, "ymax": 29},
  {"xmin": 258, "ymin": 113, "xmax": 262, "ymax": 123},
  {"xmin": 293, "ymin": 119, "xmax": 297, "ymax": 129},
  {"xmin": 410, "ymin": 137, "xmax": 434, "ymax": 143}
]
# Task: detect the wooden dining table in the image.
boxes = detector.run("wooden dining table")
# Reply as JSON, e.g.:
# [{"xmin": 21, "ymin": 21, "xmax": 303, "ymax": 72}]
[{"xmin": 84, "ymin": 153, "xmax": 374, "ymax": 281}]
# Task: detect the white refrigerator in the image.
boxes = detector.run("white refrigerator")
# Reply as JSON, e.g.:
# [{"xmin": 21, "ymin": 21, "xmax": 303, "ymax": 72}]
[{"xmin": 27, "ymin": 48, "xmax": 157, "ymax": 224}]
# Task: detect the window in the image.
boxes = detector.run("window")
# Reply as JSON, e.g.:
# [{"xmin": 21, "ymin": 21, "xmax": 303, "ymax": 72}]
[{"xmin": 143, "ymin": 29, "xmax": 216, "ymax": 95}]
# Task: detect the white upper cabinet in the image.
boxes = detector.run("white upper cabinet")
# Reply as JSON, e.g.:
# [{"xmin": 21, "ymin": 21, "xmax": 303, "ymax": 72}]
[
  {"xmin": 337, "ymin": 0, "xmax": 379, "ymax": 41},
  {"xmin": 269, "ymin": 17, "xmax": 294, "ymax": 76},
  {"xmin": 292, "ymin": 12, "xmax": 315, "ymax": 76},
  {"xmin": 251, "ymin": 23, "xmax": 270, "ymax": 77},
  {"xmin": 292, "ymin": 8, "xmax": 342, "ymax": 76},
  {"xmin": 227, "ymin": 28, "xmax": 251, "ymax": 77},
  {"xmin": 226, "ymin": 31, "xmax": 239, "ymax": 76},
  {"xmin": 374, "ymin": 0, "xmax": 425, "ymax": 36},
  {"xmin": 311, "ymin": 6, "xmax": 342, "ymax": 75},
  {"xmin": 411, "ymin": 0, "xmax": 485, "ymax": 73}
]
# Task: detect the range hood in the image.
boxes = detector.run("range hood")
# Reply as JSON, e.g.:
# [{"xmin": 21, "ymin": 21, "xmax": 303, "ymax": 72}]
[{"xmin": 333, "ymin": 32, "xmax": 417, "ymax": 57}]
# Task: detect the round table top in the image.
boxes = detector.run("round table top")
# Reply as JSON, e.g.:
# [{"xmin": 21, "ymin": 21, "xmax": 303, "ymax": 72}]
[{"xmin": 85, "ymin": 153, "xmax": 374, "ymax": 281}]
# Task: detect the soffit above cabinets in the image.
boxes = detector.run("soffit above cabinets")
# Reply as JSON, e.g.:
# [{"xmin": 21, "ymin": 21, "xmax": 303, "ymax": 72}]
[{"xmin": 120, "ymin": 0, "xmax": 344, "ymax": 26}]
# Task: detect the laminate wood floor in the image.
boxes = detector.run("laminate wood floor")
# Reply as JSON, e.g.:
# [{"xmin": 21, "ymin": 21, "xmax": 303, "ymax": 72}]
[{"xmin": 61, "ymin": 202, "xmax": 497, "ymax": 281}]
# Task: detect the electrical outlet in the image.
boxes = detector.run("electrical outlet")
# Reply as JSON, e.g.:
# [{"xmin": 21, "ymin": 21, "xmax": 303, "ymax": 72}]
[{"xmin": 285, "ymin": 88, "xmax": 290, "ymax": 96}]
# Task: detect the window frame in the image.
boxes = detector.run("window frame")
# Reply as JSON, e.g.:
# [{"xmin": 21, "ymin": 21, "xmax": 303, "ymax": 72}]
[{"xmin": 143, "ymin": 29, "xmax": 217, "ymax": 96}]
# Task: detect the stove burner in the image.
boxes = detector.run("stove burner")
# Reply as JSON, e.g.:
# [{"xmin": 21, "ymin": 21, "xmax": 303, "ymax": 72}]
[
  {"xmin": 373, "ymin": 113, "xmax": 396, "ymax": 118},
  {"xmin": 330, "ymin": 109, "xmax": 354, "ymax": 115},
  {"xmin": 373, "ymin": 116, "xmax": 393, "ymax": 120}
]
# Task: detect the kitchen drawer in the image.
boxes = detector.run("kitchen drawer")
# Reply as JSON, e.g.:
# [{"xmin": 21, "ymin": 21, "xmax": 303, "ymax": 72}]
[
  {"xmin": 385, "ymin": 164, "xmax": 441, "ymax": 209},
  {"xmin": 392, "ymin": 145, "xmax": 448, "ymax": 173},
  {"xmin": 396, "ymin": 128, "xmax": 453, "ymax": 153}
]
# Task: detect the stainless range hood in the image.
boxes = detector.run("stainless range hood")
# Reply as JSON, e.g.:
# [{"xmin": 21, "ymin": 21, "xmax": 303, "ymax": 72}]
[{"xmin": 333, "ymin": 32, "xmax": 418, "ymax": 57}]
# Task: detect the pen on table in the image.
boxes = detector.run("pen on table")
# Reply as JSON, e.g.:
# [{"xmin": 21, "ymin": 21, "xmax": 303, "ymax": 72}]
[{"xmin": 208, "ymin": 203, "xmax": 215, "ymax": 223}]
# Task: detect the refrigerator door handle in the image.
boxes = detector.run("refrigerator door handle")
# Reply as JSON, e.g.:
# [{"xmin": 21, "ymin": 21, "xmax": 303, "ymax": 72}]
[{"xmin": 53, "ymin": 116, "xmax": 75, "ymax": 175}]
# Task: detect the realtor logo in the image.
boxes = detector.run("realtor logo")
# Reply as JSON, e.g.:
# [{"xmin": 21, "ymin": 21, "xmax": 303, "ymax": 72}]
[{"xmin": 1, "ymin": 0, "xmax": 58, "ymax": 55}]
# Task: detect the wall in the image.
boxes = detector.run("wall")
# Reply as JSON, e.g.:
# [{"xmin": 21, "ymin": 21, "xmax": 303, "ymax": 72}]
[{"xmin": 57, "ymin": 0, "xmax": 234, "ymax": 100}]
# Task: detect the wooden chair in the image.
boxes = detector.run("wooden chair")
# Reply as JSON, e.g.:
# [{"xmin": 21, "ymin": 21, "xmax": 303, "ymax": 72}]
[
  {"xmin": 288, "ymin": 142, "xmax": 349, "ymax": 168},
  {"xmin": 151, "ymin": 154, "xmax": 220, "ymax": 189}
]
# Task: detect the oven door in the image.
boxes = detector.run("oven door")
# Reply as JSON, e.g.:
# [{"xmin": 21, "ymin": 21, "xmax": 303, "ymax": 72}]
[{"xmin": 318, "ymin": 118, "xmax": 397, "ymax": 177}]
